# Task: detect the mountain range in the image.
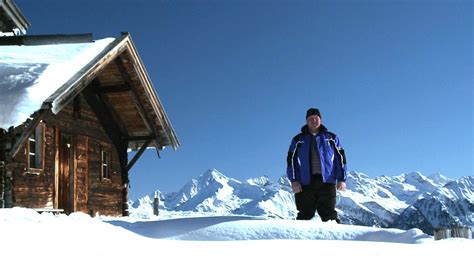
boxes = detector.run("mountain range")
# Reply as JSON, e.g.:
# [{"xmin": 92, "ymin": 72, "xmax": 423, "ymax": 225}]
[{"xmin": 129, "ymin": 168, "xmax": 473, "ymax": 235}]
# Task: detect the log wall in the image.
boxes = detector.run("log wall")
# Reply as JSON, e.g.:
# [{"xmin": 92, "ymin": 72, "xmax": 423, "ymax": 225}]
[
  {"xmin": 6, "ymin": 93, "xmax": 127, "ymax": 216},
  {"xmin": 10, "ymin": 123, "xmax": 55, "ymax": 208}
]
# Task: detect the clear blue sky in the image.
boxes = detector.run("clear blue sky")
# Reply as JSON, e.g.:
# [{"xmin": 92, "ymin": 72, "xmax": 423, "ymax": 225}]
[{"xmin": 19, "ymin": 0, "xmax": 473, "ymax": 200}]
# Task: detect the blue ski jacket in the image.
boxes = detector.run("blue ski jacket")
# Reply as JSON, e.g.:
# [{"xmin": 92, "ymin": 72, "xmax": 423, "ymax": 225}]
[{"xmin": 286, "ymin": 124, "xmax": 347, "ymax": 185}]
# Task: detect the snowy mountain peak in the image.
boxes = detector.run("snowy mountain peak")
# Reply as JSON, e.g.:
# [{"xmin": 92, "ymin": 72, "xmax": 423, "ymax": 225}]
[
  {"xmin": 348, "ymin": 171, "xmax": 371, "ymax": 180},
  {"xmin": 278, "ymin": 176, "xmax": 292, "ymax": 188},
  {"xmin": 246, "ymin": 175, "xmax": 271, "ymax": 186},
  {"xmin": 155, "ymin": 169, "xmax": 244, "ymax": 213},
  {"xmin": 199, "ymin": 168, "xmax": 229, "ymax": 183},
  {"xmin": 384, "ymin": 171, "xmax": 444, "ymax": 195},
  {"xmin": 404, "ymin": 171, "xmax": 427, "ymax": 181},
  {"xmin": 428, "ymin": 173, "xmax": 451, "ymax": 184},
  {"xmin": 443, "ymin": 175, "xmax": 474, "ymax": 201},
  {"xmin": 391, "ymin": 175, "xmax": 473, "ymax": 233},
  {"xmin": 130, "ymin": 169, "xmax": 472, "ymax": 235}
]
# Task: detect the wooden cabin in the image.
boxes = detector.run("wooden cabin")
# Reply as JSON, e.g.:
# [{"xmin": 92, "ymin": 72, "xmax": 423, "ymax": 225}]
[
  {"xmin": 0, "ymin": 34, "xmax": 180, "ymax": 216},
  {"xmin": 0, "ymin": 1, "xmax": 180, "ymax": 216}
]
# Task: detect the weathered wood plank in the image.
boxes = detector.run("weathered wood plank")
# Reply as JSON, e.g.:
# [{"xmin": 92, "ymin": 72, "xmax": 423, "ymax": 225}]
[{"xmin": 8, "ymin": 92, "xmax": 127, "ymax": 216}]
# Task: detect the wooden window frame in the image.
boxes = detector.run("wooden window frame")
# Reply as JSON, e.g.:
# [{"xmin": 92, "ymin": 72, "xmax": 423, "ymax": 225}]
[
  {"xmin": 27, "ymin": 122, "xmax": 45, "ymax": 172},
  {"xmin": 100, "ymin": 149, "xmax": 110, "ymax": 180}
]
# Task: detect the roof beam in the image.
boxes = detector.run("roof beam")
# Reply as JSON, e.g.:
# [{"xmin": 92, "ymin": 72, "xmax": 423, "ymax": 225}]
[
  {"xmin": 114, "ymin": 56, "xmax": 162, "ymax": 151},
  {"xmin": 91, "ymin": 84, "xmax": 131, "ymax": 93},
  {"xmin": 127, "ymin": 135, "xmax": 156, "ymax": 142},
  {"xmin": 126, "ymin": 138, "xmax": 152, "ymax": 172},
  {"xmin": 97, "ymin": 92, "xmax": 130, "ymax": 139},
  {"xmin": 82, "ymin": 87, "xmax": 128, "ymax": 168},
  {"xmin": 0, "ymin": 33, "xmax": 93, "ymax": 46}
]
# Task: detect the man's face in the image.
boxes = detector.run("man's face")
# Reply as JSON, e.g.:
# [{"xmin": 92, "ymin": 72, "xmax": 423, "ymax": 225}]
[{"xmin": 306, "ymin": 115, "xmax": 321, "ymax": 132}]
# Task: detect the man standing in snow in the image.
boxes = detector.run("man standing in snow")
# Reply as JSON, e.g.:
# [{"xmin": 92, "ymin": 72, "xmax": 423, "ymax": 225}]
[{"xmin": 286, "ymin": 108, "xmax": 347, "ymax": 222}]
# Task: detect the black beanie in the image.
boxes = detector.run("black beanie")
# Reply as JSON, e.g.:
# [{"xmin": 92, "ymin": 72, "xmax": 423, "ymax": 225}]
[{"xmin": 306, "ymin": 108, "xmax": 321, "ymax": 119}]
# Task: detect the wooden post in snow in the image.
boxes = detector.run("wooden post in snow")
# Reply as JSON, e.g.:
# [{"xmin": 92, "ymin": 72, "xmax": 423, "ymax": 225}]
[{"xmin": 153, "ymin": 192, "xmax": 159, "ymax": 216}]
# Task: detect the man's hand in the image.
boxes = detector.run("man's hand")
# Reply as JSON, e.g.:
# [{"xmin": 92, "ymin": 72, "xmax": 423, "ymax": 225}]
[
  {"xmin": 336, "ymin": 181, "xmax": 346, "ymax": 191},
  {"xmin": 291, "ymin": 181, "xmax": 302, "ymax": 193}
]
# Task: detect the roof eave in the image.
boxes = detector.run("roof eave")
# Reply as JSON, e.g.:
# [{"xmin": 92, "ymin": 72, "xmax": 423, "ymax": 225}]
[
  {"xmin": 42, "ymin": 33, "xmax": 180, "ymax": 151},
  {"xmin": 0, "ymin": 0, "xmax": 30, "ymax": 34},
  {"xmin": 123, "ymin": 34, "xmax": 181, "ymax": 150}
]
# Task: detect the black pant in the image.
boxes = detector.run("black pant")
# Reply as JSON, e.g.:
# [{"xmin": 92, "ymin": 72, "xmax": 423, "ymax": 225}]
[{"xmin": 295, "ymin": 174, "xmax": 339, "ymax": 222}]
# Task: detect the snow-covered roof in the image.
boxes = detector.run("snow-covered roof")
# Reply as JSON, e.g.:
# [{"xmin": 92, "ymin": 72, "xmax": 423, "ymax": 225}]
[
  {"xmin": 0, "ymin": 34, "xmax": 179, "ymax": 153},
  {"xmin": 0, "ymin": 37, "xmax": 115, "ymax": 129}
]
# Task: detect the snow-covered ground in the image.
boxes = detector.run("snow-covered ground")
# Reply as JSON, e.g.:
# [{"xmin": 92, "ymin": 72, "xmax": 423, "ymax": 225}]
[{"xmin": 0, "ymin": 208, "xmax": 471, "ymax": 266}]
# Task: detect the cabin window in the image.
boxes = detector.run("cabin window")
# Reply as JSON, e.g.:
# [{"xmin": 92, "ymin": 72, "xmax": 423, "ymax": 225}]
[
  {"xmin": 101, "ymin": 150, "xmax": 110, "ymax": 179},
  {"xmin": 28, "ymin": 123, "xmax": 44, "ymax": 169}
]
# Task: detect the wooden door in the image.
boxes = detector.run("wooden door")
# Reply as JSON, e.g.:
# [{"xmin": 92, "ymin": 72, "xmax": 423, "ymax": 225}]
[{"xmin": 58, "ymin": 133, "xmax": 74, "ymax": 214}]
